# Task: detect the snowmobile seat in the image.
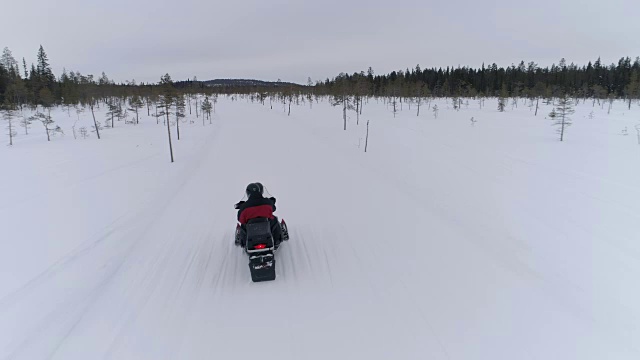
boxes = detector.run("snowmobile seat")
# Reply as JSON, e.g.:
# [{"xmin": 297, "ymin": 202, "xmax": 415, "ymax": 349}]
[{"xmin": 245, "ymin": 217, "xmax": 274, "ymax": 253}]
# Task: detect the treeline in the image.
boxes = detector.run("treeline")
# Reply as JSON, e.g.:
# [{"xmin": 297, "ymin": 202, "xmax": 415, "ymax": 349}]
[
  {"xmin": 2, "ymin": 45, "xmax": 640, "ymax": 111},
  {"xmin": 317, "ymin": 57, "xmax": 640, "ymax": 100}
]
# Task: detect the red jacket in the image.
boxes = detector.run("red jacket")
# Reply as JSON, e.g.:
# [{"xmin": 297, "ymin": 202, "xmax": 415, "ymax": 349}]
[{"xmin": 237, "ymin": 196, "xmax": 276, "ymax": 224}]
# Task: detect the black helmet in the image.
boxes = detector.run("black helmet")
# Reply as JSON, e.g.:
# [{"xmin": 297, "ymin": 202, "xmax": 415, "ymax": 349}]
[{"xmin": 246, "ymin": 182, "xmax": 264, "ymax": 197}]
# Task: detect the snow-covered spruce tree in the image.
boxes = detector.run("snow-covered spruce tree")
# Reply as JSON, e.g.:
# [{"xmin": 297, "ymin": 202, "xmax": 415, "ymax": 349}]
[
  {"xmin": 549, "ymin": 94, "xmax": 574, "ymax": 141},
  {"xmin": 128, "ymin": 95, "xmax": 144, "ymax": 125}
]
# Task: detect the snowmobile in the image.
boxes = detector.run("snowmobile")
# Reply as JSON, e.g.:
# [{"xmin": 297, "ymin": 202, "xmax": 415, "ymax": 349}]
[
  {"xmin": 234, "ymin": 185, "xmax": 289, "ymax": 282},
  {"xmin": 235, "ymin": 218, "xmax": 288, "ymax": 282}
]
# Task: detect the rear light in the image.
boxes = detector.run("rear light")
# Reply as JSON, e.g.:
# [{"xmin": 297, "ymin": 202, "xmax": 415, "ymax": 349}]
[{"xmin": 254, "ymin": 244, "xmax": 267, "ymax": 249}]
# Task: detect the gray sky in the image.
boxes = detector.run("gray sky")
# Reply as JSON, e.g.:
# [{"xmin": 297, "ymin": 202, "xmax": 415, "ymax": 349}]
[{"xmin": 3, "ymin": 0, "xmax": 640, "ymax": 84}]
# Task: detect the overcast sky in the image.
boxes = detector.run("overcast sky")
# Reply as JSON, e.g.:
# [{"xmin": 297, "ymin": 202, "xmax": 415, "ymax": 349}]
[{"xmin": 3, "ymin": 0, "xmax": 639, "ymax": 84}]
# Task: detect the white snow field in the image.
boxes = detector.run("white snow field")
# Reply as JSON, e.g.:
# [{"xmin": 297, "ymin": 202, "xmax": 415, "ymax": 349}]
[{"xmin": 1, "ymin": 96, "xmax": 640, "ymax": 359}]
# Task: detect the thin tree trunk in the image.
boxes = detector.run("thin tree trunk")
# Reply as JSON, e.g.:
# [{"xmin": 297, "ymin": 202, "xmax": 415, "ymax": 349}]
[
  {"xmin": 365, "ymin": 119, "xmax": 369, "ymax": 152},
  {"xmin": 343, "ymin": 96, "xmax": 347, "ymax": 130},
  {"xmin": 46, "ymin": 108, "xmax": 51, "ymax": 141},
  {"xmin": 176, "ymin": 113, "xmax": 180, "ymax": 140},
  {"xmin": 8, "ymin": 118, "xmax": 13, "ymax": 145},
  {"xmin": 90, "ymin": 103, "xmax": 101, "ymax": 139},
  {"xmin": 166, "ymin": 110, "xmax": 174, "ymax": 163},
  {"xmin": 135, "ymin": 107, "xmax": 139, "ymax": 124},
  {"xmin": 535, "ymin": 98, "xmax": 539, "ymax": 116}
]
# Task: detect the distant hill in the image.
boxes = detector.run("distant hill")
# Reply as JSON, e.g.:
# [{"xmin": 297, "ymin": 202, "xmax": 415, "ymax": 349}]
[{"xmin": 202, "ymin": 79, "xmax": 301, "ymax": 87}]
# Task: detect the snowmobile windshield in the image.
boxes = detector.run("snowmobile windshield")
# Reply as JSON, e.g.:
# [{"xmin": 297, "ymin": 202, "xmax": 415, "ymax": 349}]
[{"xmin": 239, "ymin": 186, "xmax": 273, "ymax": 201}]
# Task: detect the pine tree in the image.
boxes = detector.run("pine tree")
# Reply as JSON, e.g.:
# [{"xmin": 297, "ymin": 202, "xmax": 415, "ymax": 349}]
[
  {"xmin": 201, "ymin": 96, "xmax": 212, "ymax": 125},
  {"xmin": 174, "ymin": 95, "xmax": 186, "ymax": 140},
  {"xmin": 158, "ymin": 74, "xmax": 175, "ymax": 162},
  {"xmin": 29, "ymin": 110, "xmax": 60, "ymax": 141},
  {"xmin": 105, "ymin": 98, "xmax": 119, "ymax": 128},
  {"xmin": 2, "ymin": 101, "xmax": 18, "ymax": 145},
  {"xmin": 549, "ymin": 94, "xmax": 574, "ymax": 141},
  {"xmin": 128, "ymin": 95, "xmax": 144, "ymax": 124}
]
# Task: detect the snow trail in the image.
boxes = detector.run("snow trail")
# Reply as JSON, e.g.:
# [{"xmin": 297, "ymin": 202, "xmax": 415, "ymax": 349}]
[{"xmin": 1, "ymin": 97, "xmax": 639, "ymax": 359}]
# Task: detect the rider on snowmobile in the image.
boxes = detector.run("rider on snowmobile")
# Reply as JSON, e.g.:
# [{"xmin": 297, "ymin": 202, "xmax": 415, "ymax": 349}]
[{"xmin": 234, "ymin": 182, "xmax": 288, "ymax": 247}]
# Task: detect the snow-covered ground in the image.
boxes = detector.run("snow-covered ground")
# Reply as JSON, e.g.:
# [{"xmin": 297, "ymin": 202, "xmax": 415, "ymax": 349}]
[{"xmin": 1, "ymin": 96, "xmax": 639, "ymax": 359}]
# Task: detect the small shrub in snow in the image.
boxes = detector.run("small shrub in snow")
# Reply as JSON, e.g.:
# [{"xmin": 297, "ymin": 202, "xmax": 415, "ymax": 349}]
[
  {"xmin": 79, "ymin": 126, "xmax": 89, "ymax": 139},
  {"xmin": 20, "ymin": 115, "xmax": 31, "ymax": 135}
]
